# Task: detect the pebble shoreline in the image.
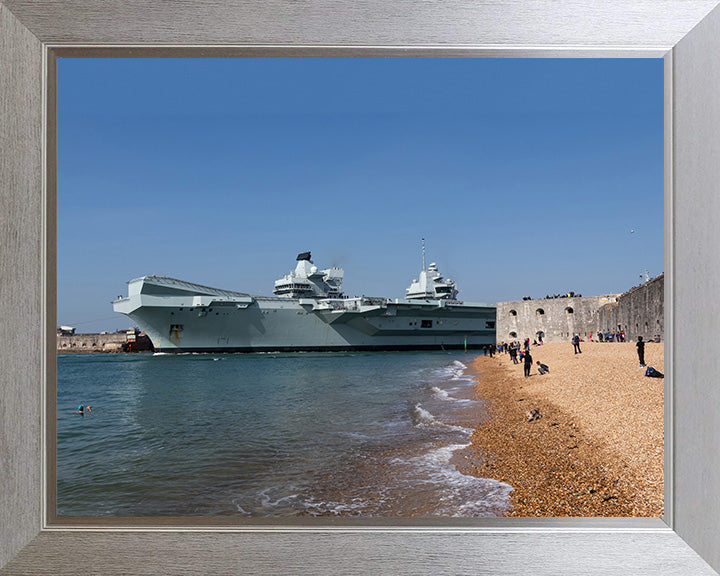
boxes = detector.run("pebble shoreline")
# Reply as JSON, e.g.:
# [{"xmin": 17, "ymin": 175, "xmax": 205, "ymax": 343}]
[{"xmin": 466, "ymin": 341, "xmax": 664, "ymax": 517}]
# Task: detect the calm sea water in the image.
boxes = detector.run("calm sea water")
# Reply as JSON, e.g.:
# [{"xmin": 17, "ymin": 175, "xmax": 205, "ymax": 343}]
[{"xmin": 57, "ymin": 351, "xmax": 512, "ymax": 517}]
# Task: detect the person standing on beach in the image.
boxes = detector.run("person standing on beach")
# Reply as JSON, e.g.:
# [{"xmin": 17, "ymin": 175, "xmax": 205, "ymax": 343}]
[
  {"xmin": 572, "ymin": 334, "xmax": 582, "ymax": 354},
  {"xmin": 523, "ymin": 350, "xmax": 533, "ymax": 377},
  {"xmin": 510, "ymin": 343, "xmax": 518, "ymax": 364},
  {"xmin": 637, "ymin": 336, "xmax": 646, "ymax": 367}
]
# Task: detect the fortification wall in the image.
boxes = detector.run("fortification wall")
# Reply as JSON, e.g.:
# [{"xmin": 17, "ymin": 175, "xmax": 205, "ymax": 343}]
[
  {"xmin": 597, "ymin": 273, "xmax": 664, "ymax": 342},
  {"xmin": 57, "ymin": 332, "xmax": 154, "ymax": 353},
  {"xmin": 57, "ymin": 332, "xmax": 125, "ymax": 352},
  {"xmin": 497, "ymin": 295, "xmax": 618, "ymax": 344},
  {"xmin": 496, "ymin": 274, "xmax": 664, "ymax": 344}
]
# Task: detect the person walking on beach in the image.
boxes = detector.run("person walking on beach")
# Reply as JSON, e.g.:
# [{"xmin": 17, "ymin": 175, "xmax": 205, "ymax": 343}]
[
  {"xmin": 523, "ymin": 350, "xmax": 533, "ymax": 377},
  {"xmin": 637, "ymin": 336, "xmax": 646, "ymax": 367},
  {"xmin": 572, "ymin": 334, "xmax": 582, "ymax": 354}
]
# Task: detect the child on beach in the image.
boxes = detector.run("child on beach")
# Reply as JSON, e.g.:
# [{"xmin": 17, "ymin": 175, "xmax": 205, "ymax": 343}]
[{"xmin": 536, "ymin": 361, "xmax": 549, "ymax": 375}]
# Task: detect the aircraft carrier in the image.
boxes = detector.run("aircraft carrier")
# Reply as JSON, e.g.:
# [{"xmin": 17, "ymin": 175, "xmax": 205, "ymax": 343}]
[{"xmin": 112, "ymin": 246, "xmax": 496, "ymax": 353}]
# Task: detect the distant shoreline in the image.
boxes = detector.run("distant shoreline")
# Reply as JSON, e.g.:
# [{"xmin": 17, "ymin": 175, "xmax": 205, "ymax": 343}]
[
  {"xmin": 56, "ymin": 350, "xmax": 154, "ymax": 354},
  {"xmin": 56, "ymin": 330, "xmax": 154, "ymax": 353}
]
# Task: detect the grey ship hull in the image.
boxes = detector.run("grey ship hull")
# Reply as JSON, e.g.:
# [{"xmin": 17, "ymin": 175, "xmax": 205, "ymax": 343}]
[{"xmin": 113, "ymin": 276, "xmax": 496, "ymax": 353}]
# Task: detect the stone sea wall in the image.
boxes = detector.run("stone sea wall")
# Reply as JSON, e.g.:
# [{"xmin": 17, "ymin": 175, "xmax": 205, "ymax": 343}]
[
  {"xmin": 497, "ymin": 274, "xmax": 664, "ymax": 344},
  {"xmin": 597, "ymin": 273, "xmax": 664, "ymax": 342},
  {"xmin": 57, "ymin": 331, "xmax": 154, "ymax": 353},
  {"xmin": 497, "ymin": 295, "xmax": 618, "ymax": 344}
]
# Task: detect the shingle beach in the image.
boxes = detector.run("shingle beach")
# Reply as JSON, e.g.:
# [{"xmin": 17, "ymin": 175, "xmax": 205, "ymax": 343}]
[{"xmin": 467, "ymin": 341, "xmax": 664, "ymax": 516}]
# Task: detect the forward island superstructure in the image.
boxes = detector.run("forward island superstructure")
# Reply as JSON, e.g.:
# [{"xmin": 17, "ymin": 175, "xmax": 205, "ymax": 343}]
[{"xmin": 113, "ymin": 247, "xmax": 496, "ymax": 353}]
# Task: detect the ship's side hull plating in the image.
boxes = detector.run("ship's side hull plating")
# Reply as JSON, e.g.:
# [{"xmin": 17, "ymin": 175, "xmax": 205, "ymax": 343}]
[{"xmin": 114, "ymin": 276, "xmax": 496, "ymax": 353}]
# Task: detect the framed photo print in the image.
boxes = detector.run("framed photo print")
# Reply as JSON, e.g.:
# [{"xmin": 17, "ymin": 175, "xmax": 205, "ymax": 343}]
[{"xmin": 1, "ymin": 1, "xmax": 720, "ymax": 574}]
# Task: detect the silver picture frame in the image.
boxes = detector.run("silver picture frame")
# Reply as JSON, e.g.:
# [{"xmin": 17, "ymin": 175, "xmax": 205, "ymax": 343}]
[{"xmin": 2, "ymin": 1, "xmax": 720, "ymax": 574}]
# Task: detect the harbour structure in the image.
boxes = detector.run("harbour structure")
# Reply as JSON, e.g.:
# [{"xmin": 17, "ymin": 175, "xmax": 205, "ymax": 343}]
[
  {"xmin": 113, "ymin": 249, "xmax": 496, "ymax": 353},
  {"xmin": 596, "ymin": 273, "xmax": 664, "ymax": 342},
  {"xmin": 497, "ymin": 295, "xmax": 619, "ymax": 344},
  {"xmin": 56, "ymin": 328, "xmax": 154, "ymax": 353},
  {"xmin": 496, "ymin": 273, "xmax": 664, "ymax": 344}
]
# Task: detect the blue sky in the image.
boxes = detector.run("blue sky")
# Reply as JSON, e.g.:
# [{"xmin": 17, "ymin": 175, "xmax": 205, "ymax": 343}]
[{"xmin": 58, "ymin": 58, "xmax": 664, "ymax": 333}]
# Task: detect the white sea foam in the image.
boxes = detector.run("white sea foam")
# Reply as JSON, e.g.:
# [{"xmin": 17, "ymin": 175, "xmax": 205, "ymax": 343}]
[
  {"xmin": 232, "ymin": 500, "xmax": 250, "ymax": 515},
  {"xmin": 430, "ymin": 360, "xmax": 474, "ymax": 386},
  {"xmin": 449, "ymin": 360, "xmax": 469, "ymax": 378},
  {"xmin": 304, "ymin": 496, "xmax": 372, "ymax": 516},
  {"xmin": 411, "ymin": 403, "xmax": 443, "ymax": 427},
  {"xmin": 411, "ymin": 403, "xmax": 473, "ymax": 434},
  {"xmin": 431, "ymin": 386, "xmax": 451, "ymax": 399},
  {"xmin": 394, "ymin": 443, "xmax": 513, "ymax": 516},
  {"xmin": 258, "ymin": 487, "xmax": 301, "ymax": 510},
  {"xmin": 431, "ymin": 386, "xmax": 476, "ymax": 404}
]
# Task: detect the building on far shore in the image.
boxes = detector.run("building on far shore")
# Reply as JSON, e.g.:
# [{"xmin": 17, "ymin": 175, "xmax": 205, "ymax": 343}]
[
  {"xmin": 56, "ymin": 328, "xmax": 154, "ymax": 353},
  {"xmin": 496, "ymin": 273, "xmax": 664, "ymax": 344}
]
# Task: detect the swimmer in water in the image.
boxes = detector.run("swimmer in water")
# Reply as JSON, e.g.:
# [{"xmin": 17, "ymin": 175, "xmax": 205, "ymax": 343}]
[{"xmin": 76, "ymin": 404, "xmax": 84, "ymax": 414}]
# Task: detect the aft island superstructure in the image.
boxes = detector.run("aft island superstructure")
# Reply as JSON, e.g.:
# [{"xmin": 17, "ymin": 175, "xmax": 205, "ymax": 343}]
[{"xmin": 113, "ymin": 248, "xmax": 496, "ymax": 353}]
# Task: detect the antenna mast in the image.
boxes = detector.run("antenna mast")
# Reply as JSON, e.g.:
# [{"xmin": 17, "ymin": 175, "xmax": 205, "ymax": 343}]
[{"xmin": 421, "ymin": 238, "xmax": 426, "ymax": 271}]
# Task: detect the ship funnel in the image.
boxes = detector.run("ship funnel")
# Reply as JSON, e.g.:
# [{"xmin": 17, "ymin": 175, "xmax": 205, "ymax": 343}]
[{"xmin": 296, "ymin": 251, "xmax": 312, "ymax": 261}]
